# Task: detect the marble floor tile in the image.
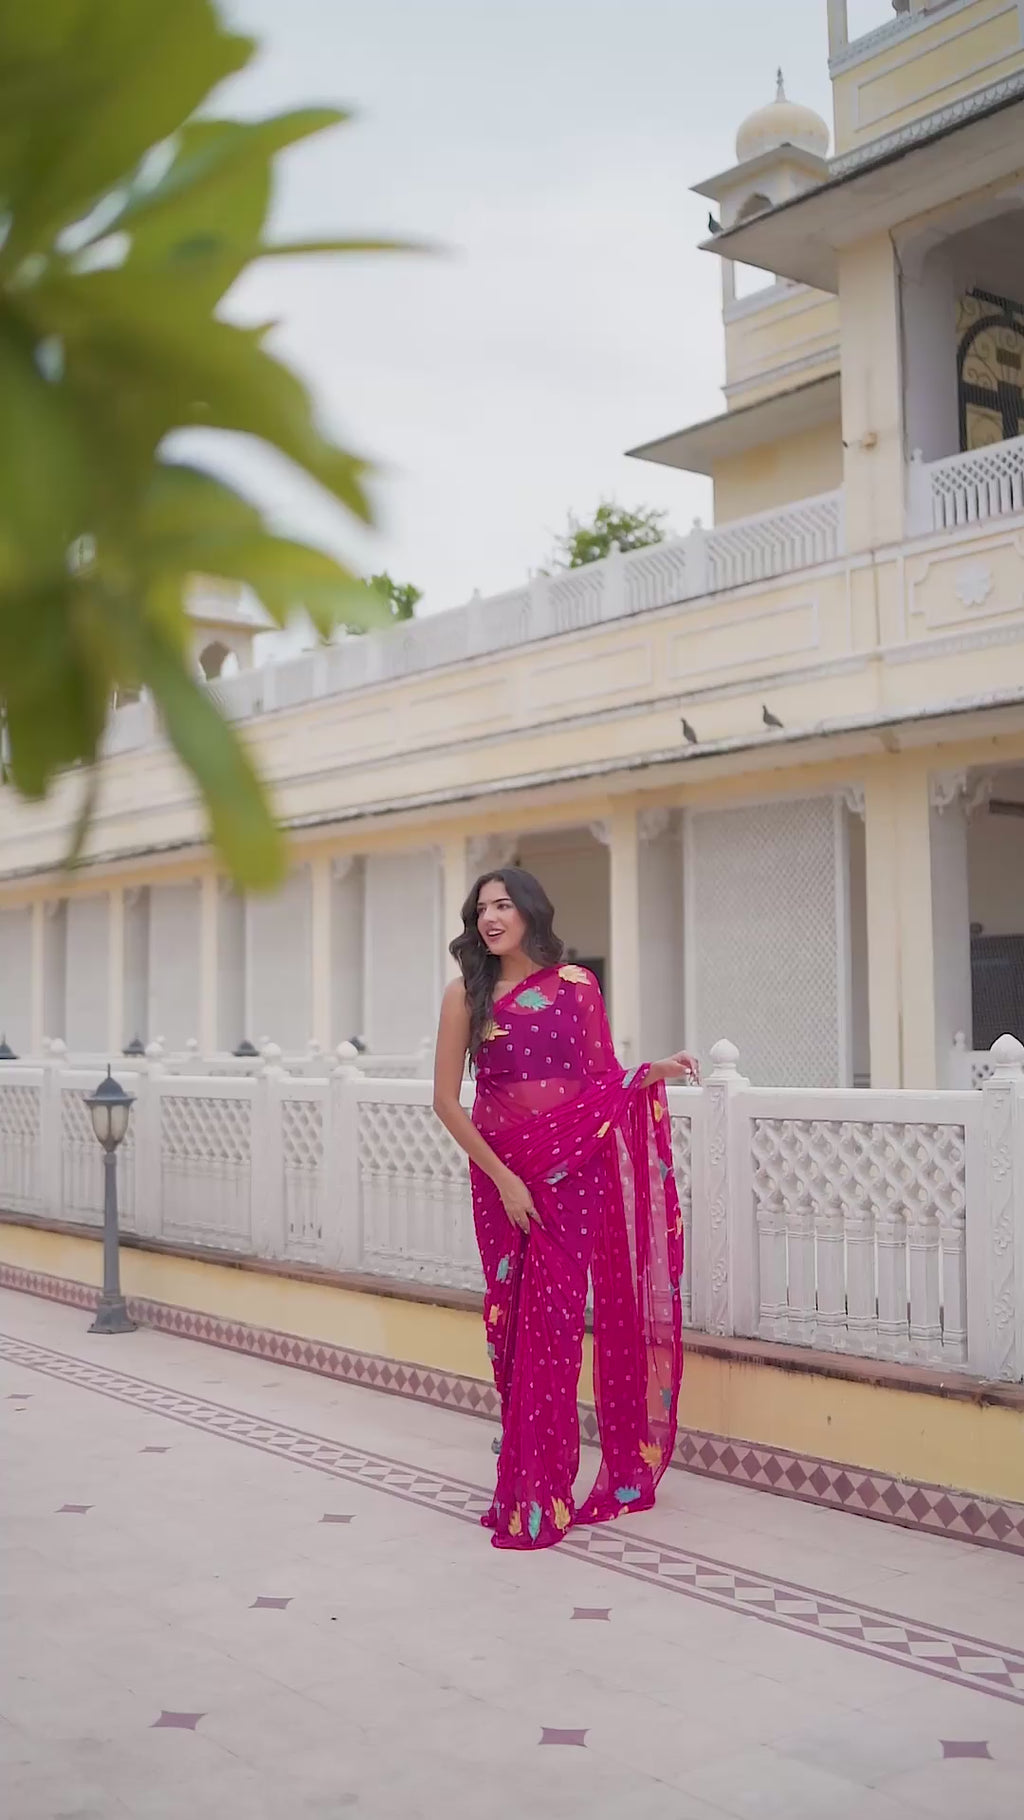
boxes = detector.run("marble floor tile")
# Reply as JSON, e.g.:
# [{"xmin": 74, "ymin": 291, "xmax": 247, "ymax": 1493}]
[{"xmin": 3, "ymin": 1284, "xmax": 1023, "ymax": 1820}]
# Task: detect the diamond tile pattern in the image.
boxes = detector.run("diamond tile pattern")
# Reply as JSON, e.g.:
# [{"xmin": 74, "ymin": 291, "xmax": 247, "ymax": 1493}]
[
  {"xmin": 3, "ymin": 1259, "xmax": 1024, "ymax": 1559},
  {"xmin": 3, "ymin": 1328, "xmax": 1024, "ymax": 1711}
]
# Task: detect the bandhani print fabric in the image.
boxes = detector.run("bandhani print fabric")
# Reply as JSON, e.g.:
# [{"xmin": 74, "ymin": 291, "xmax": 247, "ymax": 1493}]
[{"xmin": 470, "ymin": 964, "xmax": 684, "ymax": 1550}]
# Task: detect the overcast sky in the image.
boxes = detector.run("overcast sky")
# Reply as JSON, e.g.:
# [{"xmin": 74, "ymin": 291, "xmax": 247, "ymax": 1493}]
[{"xmin": 195, "ymin": 0, "xmax": 886, "ymax": 628}]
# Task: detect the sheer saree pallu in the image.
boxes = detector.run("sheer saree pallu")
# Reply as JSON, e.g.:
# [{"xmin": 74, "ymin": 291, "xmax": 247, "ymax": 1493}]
[{"xmin": 470, "ymin": 964, "xmax": 684, "ymax": 1552}]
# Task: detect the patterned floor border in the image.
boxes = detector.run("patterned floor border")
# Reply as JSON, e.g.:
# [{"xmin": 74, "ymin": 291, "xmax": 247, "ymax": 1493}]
[
  {"xmin": 3, "ymin": 1325, "xmax": 1024, "ymax": 1712},
  {"xmin": 4, "ymin": 1258, "xmax": 1024, "ymax": 1560}
]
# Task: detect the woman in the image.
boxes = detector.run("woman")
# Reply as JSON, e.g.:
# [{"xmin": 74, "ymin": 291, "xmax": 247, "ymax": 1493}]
[{"xmin": 433, "ymin": 866, "xmax": 698, "ymax": 1552}]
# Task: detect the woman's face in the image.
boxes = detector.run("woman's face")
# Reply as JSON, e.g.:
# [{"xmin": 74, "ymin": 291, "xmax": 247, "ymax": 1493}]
[{"xmin": 476, "ymin": 878, "xmax": 527, "ymax": 959}]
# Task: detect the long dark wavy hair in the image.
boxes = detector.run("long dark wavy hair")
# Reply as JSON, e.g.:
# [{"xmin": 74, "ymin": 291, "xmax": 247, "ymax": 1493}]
[{"xmin": 451, "ymin": 867, "xmax": 565, "ymax": 1057}]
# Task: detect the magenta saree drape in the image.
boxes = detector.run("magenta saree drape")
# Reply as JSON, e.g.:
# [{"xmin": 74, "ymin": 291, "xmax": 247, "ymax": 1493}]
[{"xmin": 470, "ymin": 964, "xmax": 684, "ymax": 1550}]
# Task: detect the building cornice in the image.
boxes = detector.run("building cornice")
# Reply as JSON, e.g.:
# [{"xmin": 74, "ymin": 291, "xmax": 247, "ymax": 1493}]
[
  {"xmin": 4, "ymin": 684, "xmax": 1024, "ymax": 890},
  {"xmin": 828, "ymin": 0, "xmax": 977, "ymax": 77},
  {"xmin": 831, "ymin": 66, "xmax": 1024, "ymax": 176}
]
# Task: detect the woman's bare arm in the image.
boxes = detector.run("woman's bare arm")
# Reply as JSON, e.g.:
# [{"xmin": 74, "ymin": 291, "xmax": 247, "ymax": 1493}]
[
  {"xmin": 432, "ymin": 980, "xmax": 539, "ymax": 1233},
  {"xmin": 642, "ymin": 1052, "xmax": 700, "ymax": 1088}
]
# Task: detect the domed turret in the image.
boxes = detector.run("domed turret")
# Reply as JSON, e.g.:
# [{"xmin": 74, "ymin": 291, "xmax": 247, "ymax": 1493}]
[{"xmin": 735, "ymin": 71, "xmax": 830, "ymax": 166}]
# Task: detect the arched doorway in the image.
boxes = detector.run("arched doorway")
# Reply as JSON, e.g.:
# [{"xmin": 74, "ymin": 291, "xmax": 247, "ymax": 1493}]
[{"xmin": 957, "ymin": 288, "xmax": 1024, "ymax": 450}]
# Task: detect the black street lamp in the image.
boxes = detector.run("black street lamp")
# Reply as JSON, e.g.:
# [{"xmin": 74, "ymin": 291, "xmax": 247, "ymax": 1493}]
[{"xmin": 85, "ymin": 1067, "xmax": 137, "ymax": 1336}]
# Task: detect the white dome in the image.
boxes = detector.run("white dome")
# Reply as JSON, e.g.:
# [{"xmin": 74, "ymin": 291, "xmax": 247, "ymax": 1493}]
[{"xmin": 735, "ymin": 71, "xmax": 829, "ymax": 164}]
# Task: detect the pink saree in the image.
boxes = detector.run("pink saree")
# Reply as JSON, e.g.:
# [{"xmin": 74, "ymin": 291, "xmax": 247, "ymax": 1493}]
[{"xmin": 470, "ymin": 963, "xmax": 684, "ymax": 1550}]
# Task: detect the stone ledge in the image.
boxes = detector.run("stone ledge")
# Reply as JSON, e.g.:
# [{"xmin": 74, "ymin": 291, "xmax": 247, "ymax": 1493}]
[
  {"xmin": 3, "ymin": 1209, "xmax": 1021, "ymax": 1411},
  {"xmin": 2, "ymin": 1245, "xmax": 1023, "ymax": 1558}
]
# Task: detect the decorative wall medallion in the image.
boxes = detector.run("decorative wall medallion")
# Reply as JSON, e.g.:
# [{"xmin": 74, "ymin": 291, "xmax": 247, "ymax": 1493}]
[{"xmin": 954, "ymin": 563, "xmax": 994, "ymax": 611}]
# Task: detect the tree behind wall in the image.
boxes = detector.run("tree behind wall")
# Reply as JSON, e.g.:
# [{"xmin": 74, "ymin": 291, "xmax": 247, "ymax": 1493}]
[
  {"xmin": 368, "ymin": 573, "xmax": 422, "ymax": 621},
  {"xmin": 553, "ymin": 501, "xmax": 668, "ymax": 570}
]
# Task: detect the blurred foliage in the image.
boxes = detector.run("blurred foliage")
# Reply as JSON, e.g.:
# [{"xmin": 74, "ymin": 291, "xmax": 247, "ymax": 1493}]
[
  {"xmin": 0, "ymin": 0, "xmax": 410, "ymax": 885},
  {"xmin": 553, "ymin": 500, "xmax": 667, "ymax": 569}
]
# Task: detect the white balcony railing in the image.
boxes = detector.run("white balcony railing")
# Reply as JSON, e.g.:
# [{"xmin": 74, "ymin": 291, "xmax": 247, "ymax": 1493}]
[
  {"xmin": 911, "ymin": 436, "xmax": 1024, "ymax": 533},
  {"xmin": 3, "ymin": 1030, "xmax": 1022, "ymax": 1381},
  {"xmin": 99, "ymin": 490, "xmax": 845, "ymax": 759}
]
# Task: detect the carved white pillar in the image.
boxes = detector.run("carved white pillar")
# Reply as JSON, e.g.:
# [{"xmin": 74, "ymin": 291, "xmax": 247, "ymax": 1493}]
[
  {"xmin": 973, "ymin": 1036, "xmax": 1024, "ymax": 1381},
  {"xmin": 695, "ymin": 1038, "xmax": 752, "ymax": 1338}
]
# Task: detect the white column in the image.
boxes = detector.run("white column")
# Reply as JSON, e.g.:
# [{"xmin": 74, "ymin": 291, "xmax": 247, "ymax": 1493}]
[
  {"xmin": 123, "ymin": 887, "xmax": 149, "ymax": 1047},
  {"xmin": 30, "ymin": 900, "xmax": 45, "ymax": 1054},
  {"xmin": 247, "ymin": 867, "xmax": 313, "ymax": 1052},
  {"xmin": 310, "ymin": 855, "xmax": 332, "ymax": 1051},
  {"xmin": 0, "ymin": 906, "xmax": 32, "ymax": 1054},
  {"xmin": 929, "ymin": 781, "xmax": 974, "ymax": 1087},
  {"xmin": 441, "ymin": 836, "xmax": 468, "ymax": 983},
  {"xmin": 65, "ymin": 894, "xmax": 110, "ymax": 1049},
  {"xmin": 826, "ymin": 0, "xmax": 848, "ymax": 56},
  {"xmin": 147, "ymin": 881, "xmax": 201, "ymax": 1051},
  {"xmin": 42, "ymin": 900, "xmax": 67, "ymax": 1043},
  {"xmin": 363, "ymin": 850, "xmax": 442, "ymax": 1052},
  {"xmin": 217, "ymin": 883, "xmax": 246, "ymax": 1051},
  {"xmin": 331, "ymin": 857, "xmax": 364, "ymax": 1048},
  {"xmin": 900, "ymin": 241, "xmax": 958, "ymax": 472},
  {"xmin": 607, "ymin": 806, "xmax": 641, "ymax": 1065},
  {"xmin": 107, "ymin": 888, "xmax": 125, "ymax": 1053},
  {"xmin": 199, "ymin": 873, "xmax": 219, "ymax": 1054},
  {"xmin": 637, "ymin": 808, "xmax": 684, "ymax": 1061}
]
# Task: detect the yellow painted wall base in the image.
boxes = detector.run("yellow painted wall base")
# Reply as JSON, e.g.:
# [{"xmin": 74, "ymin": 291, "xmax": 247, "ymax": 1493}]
[{"xmin": 3, "ymin": 1222, "xmax": 1023, "ymax": 1515}]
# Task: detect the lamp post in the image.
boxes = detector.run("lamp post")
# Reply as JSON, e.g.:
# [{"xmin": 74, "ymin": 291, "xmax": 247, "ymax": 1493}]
[{"xmin": 85, "ymin": 1067, "xmax": 137, "ymax": 1336}]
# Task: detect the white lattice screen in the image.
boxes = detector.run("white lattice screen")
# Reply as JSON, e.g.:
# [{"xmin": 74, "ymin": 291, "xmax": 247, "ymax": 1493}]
[
  {"xmin": 282, "ymin": 1096, "xmax": 324, "ymax": 1255},
  {"xmin": 0, "ymin": 1084, "xmax": 41, "ymax": 1213},
  {"xmin": 687, "ymin": 796, "xmax": 846, "ymax": 1086},
  {"xmin": 358, "ymin": 1099, "xmax": 482, "ymax": 1290},
  {"xmin": 159, "ymin": 1092, "xmax": 251, "ymax": 1248}
]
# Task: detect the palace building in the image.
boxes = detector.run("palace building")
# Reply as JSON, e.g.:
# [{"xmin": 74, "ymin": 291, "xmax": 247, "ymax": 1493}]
[{"xmin": 3, "ymin": 0, "xmax": 1024, "ymax": 1090}]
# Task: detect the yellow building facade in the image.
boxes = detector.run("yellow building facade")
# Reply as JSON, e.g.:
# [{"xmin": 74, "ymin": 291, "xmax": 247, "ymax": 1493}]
[{"xmin": 3, "ymin": 0, "xmax": 1024, "ymax": 1092}]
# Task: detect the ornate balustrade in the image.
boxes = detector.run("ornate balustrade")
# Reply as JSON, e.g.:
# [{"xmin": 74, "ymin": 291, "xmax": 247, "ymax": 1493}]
[
  {"xmin": 911, "ymin": 437, "xmax": 1024, "ymax": 533},
  {"xmin": 2, "ymin": 1030, "xmax": 1022, "ymax": 1380},
  {"xmin": 99, "ymin": 489, "xmax": 844, "ymax": 758}
]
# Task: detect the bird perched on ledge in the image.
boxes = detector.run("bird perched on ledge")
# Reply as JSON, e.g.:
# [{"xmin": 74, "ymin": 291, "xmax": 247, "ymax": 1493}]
[
  {"xmin": 681, "ymin": 717, "xmax": 698, "ymax": 745},
  {"xmin": 707, "ymin": 212, "xmax": 722, "ymax": 235},
  {"xmin": 762, "ymin": 704, "xmax": 783, "ymax": 730}
]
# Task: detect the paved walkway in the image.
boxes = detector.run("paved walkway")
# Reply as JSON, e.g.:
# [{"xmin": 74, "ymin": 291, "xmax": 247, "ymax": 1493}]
[{"xmin": 3, "ymin": 1287, "xmax": 1024, "ymax": 1819}]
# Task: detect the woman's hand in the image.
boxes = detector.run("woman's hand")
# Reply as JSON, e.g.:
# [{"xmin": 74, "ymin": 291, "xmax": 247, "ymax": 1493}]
[
  {"xmin": 496, "ymin": 1169, "xmax": 542, "ymax": 1234},
  {"xmin": 660, "ymin": 1051, "xmax": 701, "ymax": 1085}
]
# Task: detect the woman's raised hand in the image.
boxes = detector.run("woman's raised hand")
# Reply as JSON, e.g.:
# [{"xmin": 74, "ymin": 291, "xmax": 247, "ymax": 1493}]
[
  {"xmin": 661, "ymin": 1052, "xmax": 701, "ymax": 1084},
  {"xmin": 497, "ymin": 1169, "xmax": 542, "ymax": 1234}
]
